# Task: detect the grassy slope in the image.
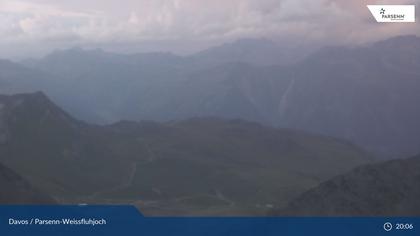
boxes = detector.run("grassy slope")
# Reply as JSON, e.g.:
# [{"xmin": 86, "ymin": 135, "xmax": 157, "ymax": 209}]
[{"xmin": 0, "ymin": 93, "xmax": 372, "ymax": 215}]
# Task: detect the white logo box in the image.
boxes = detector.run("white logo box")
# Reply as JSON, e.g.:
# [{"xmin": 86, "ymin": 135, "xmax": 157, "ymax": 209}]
[{"xmin": 367, "ymin": 5, "xmax": 415, "ymax": 23}]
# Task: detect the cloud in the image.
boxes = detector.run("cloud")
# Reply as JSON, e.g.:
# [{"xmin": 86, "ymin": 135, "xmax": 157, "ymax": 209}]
[{"xmin": 0, "ymin": 0, "xmax": 419, "ymax": 58}]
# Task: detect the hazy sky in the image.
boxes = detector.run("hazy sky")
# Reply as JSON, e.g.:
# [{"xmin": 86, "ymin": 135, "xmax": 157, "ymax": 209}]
[{"xmin": 0, "ymin": 0, "xmax": 419, "ymax": 59}]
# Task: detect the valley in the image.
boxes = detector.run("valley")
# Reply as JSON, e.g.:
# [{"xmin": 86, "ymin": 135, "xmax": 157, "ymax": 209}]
[{"xmin": 0, "ymin": 92, "xmax": 372, "ymax": 215}]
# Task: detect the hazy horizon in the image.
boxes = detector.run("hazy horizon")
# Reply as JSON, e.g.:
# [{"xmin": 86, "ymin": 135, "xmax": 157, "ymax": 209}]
[{"xmin": 1, "ymin": 0, "xmax": 419, "ymax": 60}]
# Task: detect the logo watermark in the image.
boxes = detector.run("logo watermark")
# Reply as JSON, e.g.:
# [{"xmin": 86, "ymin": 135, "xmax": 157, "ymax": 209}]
[{"xmin": 367, "ymin": 5, "xmax": 415, "ymax": 23}]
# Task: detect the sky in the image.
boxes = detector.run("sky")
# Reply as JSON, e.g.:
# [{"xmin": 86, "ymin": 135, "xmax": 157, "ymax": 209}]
[{"xmin": 0, "ymin": 0, "xmax": 419, "ymax": 59}]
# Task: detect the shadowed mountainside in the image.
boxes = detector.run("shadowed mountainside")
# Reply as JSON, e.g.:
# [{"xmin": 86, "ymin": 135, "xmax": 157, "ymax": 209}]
[
  {"xmin": 0, "ymin": 162, "xmax": 55, "ymax": 204},
  {"xmin": 273, "ymin": 154, "xmax": 420, "ymax": 216}
]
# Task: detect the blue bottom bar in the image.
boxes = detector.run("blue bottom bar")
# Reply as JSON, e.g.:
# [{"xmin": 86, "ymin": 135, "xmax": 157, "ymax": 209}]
[{"xmin": 0, "ymin": 206, "xmax": 418, "ymax": 236}]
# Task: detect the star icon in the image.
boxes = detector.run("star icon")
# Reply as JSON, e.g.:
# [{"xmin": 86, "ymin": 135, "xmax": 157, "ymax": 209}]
[{"xmin": 380, "ymin": 8, "xmax": 385, "ymax": 14}]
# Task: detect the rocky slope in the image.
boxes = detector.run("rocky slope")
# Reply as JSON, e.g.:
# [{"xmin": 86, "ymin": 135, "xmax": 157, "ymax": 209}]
[
  {"xmin": 274, "ymin": 154, "xmax": 420, "ymax": 216},
  {"xmin": 0, "ymin": 162, "xmax": 54, "ymax": 204}
]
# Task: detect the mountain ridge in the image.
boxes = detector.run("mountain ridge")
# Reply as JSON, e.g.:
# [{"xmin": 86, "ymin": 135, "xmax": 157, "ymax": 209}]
[
  {"xmin": 2, "ymin": 35, "xmax": 420, "ymax": 157},
  {"xmin": 273, "ymin": 154, "xmax": 420, "ymax": 216},
  {"xmin": 0, "ymin": 91, "xmax": 372, "ymax": 215},
  {"xmin": 0, "ymin": 161, "xmax": 55, "ymax": 204}
]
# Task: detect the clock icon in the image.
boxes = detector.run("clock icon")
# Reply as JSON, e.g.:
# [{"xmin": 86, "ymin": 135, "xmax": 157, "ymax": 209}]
[{"xmin": 384, "ymin": 222, "xmax": 393, "ymax": 232}]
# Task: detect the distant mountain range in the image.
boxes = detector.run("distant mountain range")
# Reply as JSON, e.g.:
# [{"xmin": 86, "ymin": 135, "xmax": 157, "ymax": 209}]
[
  {"xmin": 274, "ymin": 154, "xmax": 420, "ymax": 216},
  {"xmin": 0, "ymin": 92, "xmax": 371, "ymax": 215},
  {"xmin": 277, "ymin": 35, "xmax": 420, "ymax": 158},
  {"xmin": 1, "ymin": 35, "xmax": 419, "ymax": 158}
]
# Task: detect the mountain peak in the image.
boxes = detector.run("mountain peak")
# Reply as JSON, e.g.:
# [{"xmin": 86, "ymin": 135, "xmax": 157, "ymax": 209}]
[
  {"xmin": 0, "ymin": 91, "xmax": 51, "ymax": 106},
  {"xmin": 196, "ymin": 37, "xmax": 277, "ymax": 55},
  {"xmin": 46, "ymin": 47, "xmax": 106, "ymax": 59},
  {"xmin": 0, "ymin": 91, "xmax": 77, "ymax": 128},
  {"xmin": 373, "ymin": 35, "xmax": 420, "ymax": 49},
  {"xmin": 222, "ymin": 38, "xmax": 276, "ymax": 47}
]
